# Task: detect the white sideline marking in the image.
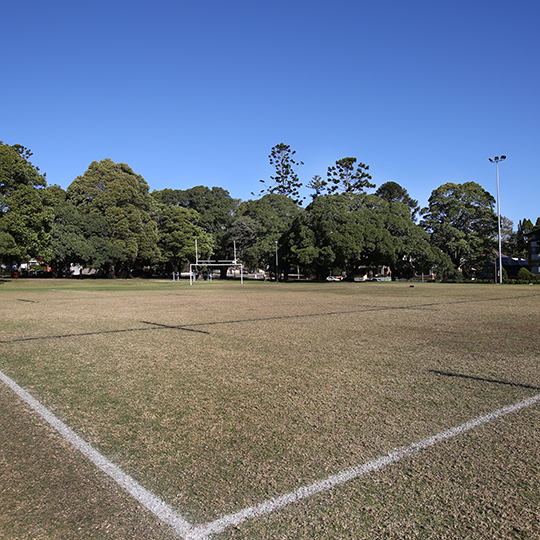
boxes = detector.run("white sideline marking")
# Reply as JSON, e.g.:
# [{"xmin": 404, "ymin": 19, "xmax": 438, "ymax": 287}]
[
  {"xmin": 186, "ymin": 392, "xmax": 540, "ymax": 539},
  {"xmin": 1, "ymin": 366, "xmax": 539, "ymax": 540},
  {"xmin": 0, "ymin": 369, "xmax": 196, "ymax": 539}
]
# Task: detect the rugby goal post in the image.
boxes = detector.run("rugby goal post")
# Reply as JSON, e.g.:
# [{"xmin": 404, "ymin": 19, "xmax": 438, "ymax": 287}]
[
  {"xmin": 189, "ymin": 262, "xmax": 244, "ymax": 285},
  {"xmin": 189, "ymin": 239, "xmax": 244, "ymax": 285}
]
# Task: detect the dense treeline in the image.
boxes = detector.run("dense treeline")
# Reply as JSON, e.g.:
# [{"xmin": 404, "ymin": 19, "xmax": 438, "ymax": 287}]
[{"xmin": 1, "ymin": 141, "xmax": 537, "ymax": 280}]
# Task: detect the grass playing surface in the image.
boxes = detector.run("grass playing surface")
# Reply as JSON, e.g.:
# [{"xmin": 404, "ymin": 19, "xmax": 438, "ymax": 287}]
[{"xmin": 1, "ymin": 278, "xmax": 539, "ymax": 539}]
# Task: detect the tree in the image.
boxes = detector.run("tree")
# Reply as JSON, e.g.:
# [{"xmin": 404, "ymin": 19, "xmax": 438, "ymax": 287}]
[
  {"xmin": 255, "ymin": 143, "xmax": 304, "ymax": 205},
  {"xmin": 325, "ymin": 157, "xmax": 375, "ymax": 195},
  {"xmin": 0, "ymin": 142, "xmax": 50, "ymax": 267},
  {"xmin": 284, "ymin": 192, "xmax": 449, "ymax": 280},
  {"xmin": 0, "ymin": 184, "xmax": 53, "ymax": 265},
  {"xmin": 495, "ymin": 216, "xmax": 515, "ymax": 255},
  {"xmin": 67, "ymin": 159, "xmax": 160, "ymax": 277},
  {"xmin": 155, "ymin": 205, "xmax": 213, "ymax": 273},
  {"xmin": 153, "ymin": 186, "xmax": 238, "ymax": 278},
  {"xmin": 230, "ymin": 194, "xmax": 300, "ymax": 277},
  {"xmin": 307, "ymin": 174, "xmax": 325, "ymax": 200},
  {"xmin": 420, "ymin": 182, "xmax": 497, "ymax": 279},
  {"xmin": 285, "ymin": 194, "xmax": 368, "ymax": 279},
  {"xmin": 44, "ymin": 186, "xmax": 90, "ymax": 276},
  {"xmin": 375, "ymin": 181, "xmax": 420, "ymax": 220},
  {"xmin": 0, "ymin": 142, "xmax": 46, "ymax": 200},
  {"xmin": 510, "ymin": 218, "xmax": 535, "ymax": 259},
  {"xmin": 362, "ymin": 194, "xmax": 449, "ymax": 279}
]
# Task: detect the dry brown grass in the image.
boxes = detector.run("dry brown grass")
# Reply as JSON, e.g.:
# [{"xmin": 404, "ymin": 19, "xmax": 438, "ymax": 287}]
[{"xmin": 1, "ymin": 279, "xmax": 539, "ymax": 538}]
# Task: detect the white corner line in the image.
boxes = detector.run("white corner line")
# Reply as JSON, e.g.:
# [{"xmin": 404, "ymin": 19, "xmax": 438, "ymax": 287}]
[
  {"xmin": 189, "ymin": 392, "xmax": 540, "ymax": 539},
  {"xmin": 0, "ymin": 369, "xmax": 196, "ymax": 539},
  {"xmin": 2, "ymin": 367, "xmax": 539, "ymax": 540}
]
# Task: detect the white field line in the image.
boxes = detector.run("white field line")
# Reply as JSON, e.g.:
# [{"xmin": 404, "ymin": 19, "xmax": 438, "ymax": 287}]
[
  {"xmin": 0, "ymin": 369, "xmax": 196, "ymax": 539},
  {"xmin": 1, "ymin": 366, "xmax": 539, "ymax": 540},
  {"xmin": 187, "ymin": 392, "xmax": 540, "ymax": 539}
]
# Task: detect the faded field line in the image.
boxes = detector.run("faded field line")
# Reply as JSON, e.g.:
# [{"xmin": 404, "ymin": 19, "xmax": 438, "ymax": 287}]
[{"xmin": 1, "ymin": 367, "xmax": 539, "ymax": 540}]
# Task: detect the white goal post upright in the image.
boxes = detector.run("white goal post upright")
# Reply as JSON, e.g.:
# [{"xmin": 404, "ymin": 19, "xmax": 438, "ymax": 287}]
[{"xmin": 189, "ymin": 240, "xmax": 243, "ymax": 285}]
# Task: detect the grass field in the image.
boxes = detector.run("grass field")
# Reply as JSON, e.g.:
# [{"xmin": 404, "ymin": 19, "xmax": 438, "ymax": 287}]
[{"xmin": 1, "ymin": 278, "xmax": 539, "ymax": 539}]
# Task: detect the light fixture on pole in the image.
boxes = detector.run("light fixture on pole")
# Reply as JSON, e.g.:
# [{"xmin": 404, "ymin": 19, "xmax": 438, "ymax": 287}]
[{"xmin": 488, "ymin": 155, "xmax": 506, "ymax": 284}]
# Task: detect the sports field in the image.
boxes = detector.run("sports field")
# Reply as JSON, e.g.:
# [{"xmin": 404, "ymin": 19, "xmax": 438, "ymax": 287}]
[{"xmin": 1, "ymin": 278, "xmax": 539, "ymax": 539}]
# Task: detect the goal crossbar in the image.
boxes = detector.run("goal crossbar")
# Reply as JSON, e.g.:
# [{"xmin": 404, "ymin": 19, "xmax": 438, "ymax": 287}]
[{"xmin": 189, "ymin": 262, "xmax": 243, "ymax": 285}]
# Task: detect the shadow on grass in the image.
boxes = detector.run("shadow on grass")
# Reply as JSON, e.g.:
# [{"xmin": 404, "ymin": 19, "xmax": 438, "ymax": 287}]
[
  {"xmin": 0, "ymin": 321, "xmax": 210, "ymax": 344},
  {"xmin": 429, "ymin": 369, "xmax": 540, "ymax": 391}
]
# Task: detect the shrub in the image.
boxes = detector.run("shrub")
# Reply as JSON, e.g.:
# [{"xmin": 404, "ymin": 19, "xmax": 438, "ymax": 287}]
[{"xmin": 517, "ymin": 267, "xmax": 534, "ymax": 282}]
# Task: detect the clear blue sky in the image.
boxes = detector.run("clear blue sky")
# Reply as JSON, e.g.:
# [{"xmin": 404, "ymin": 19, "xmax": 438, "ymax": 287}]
[{"xmin": 2, "ymin": 1, "xmax": 538, "ymax": 227}]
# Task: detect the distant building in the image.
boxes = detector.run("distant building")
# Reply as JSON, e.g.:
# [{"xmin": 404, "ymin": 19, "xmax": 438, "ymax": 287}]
[
  {"xmin": 527, "ymin": 227, "xmax": 540, "ymax": 275},
  {"xmin": 482, "ymin": 251, "xmax": 529, "ymax": 281}
]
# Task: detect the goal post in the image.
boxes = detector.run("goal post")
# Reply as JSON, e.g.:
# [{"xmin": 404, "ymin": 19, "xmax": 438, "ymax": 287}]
[
  {"xmin": 189, "ymin": 262, "xmax": 244, "ymax": 285},
  {"xmin": 189, "ymin": 239, "xmax": 244, "ymax": 285}
]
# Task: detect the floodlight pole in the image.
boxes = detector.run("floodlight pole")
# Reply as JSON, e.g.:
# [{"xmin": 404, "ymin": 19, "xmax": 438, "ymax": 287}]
[{"xmin": 488, "ymin": 156, "xmax": 506, "ymax": 284}]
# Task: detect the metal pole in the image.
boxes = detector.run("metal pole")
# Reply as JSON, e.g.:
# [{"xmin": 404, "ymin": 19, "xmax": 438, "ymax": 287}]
[
  {"xmin": 489, "ymin": 156, "xmax": 505, "ymax": 284},
  {"xmin": 496, "ymin": 161, "xmax": 503, "ymax": 284},
  {"xmin": 275, "ymin": 241, "xmax": 278, "ymax": 282},
  {"xmin": 489, "ymin": 156, "xmax": 506, "ymax": 285}
]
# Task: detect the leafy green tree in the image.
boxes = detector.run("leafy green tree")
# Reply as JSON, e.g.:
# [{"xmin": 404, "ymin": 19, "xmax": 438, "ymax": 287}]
[
  {"xmin": 307, "ymin": 174, "xmax": 325, "ymax": 200},
  {"xmin": 154, "ymin": 186, "xmax": 238, "ymax": 278},
  {"xmin": 510, "ymin": 218, "xmax": 535, "ymax": 258},
  {"xmin": 284, "ymin": 194, "xmax": 379, "ymax": 279},
  {"xmin": 67, "ymin": 159, "xmax": 160, "ymax": 277},
  {"xmin": 495, "ymin": 216, "xmax": 516, "ymax": 255},
  {"xmin": 375, "ymin": 181, "xmax": 420, "ymax": 220},
  {"xmin": 44, "ymin": 186, "xmax": 90, "ymax": 276},
  {"xmin": 285, "ymin": 193, "xmax": 447, "ymax": 280},
  {"xmin": 0, "ymin": 184, "xmax": 53, "ymax": 265},
  {"xmin": 255, "ymin": 143, "xmax": 304, "ymax": 205},
  {"xmin": 0, "ymin": 142, "xmax": 46, "ymax": 200},
  {"xmin": 44, "ymin": 185, "xmax": 118, "ymax": 277},
  {"xmin": 0, "ymin": 142, "xmax": 51, "ymax": 267},
  {"xmin": 325, "ymin": 157, "xmax": 375, "ymax": 195},
  {"xmin": 365, "ymin": 195, "xmax": 451, "ymax": 279},
  {"xmin": 230, "ymin": 194, "xmax": 300, "ymax": 277},
  {"xmin": 226, "ymin": 215, "xmax": 260, "ymax": 262},
  {"xmin": 0, "ymin": 224, "xmax": 16, "ymax": 267},
  {"xmin": 420, "ymin": 182, "xmax": 497, "ymax": 279},
  {"xmin": 155, "ymin": 205, "xmax": 213, "ymax": 273}
]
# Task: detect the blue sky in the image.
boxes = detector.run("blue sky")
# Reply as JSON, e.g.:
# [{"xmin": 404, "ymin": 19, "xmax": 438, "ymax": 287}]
[{"xmin": 2, "ymin": 1, "xmax": 538, "ymax": 227}]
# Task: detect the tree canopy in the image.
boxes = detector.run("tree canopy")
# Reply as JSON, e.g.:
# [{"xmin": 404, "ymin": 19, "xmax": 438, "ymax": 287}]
[
  {"xmin": 420, "ymin": 182, "xmax": 497, "ymax": 278},
  {"xmin": 255, "ymin": 143, "xmax": 304, "ymax": 205},
  {"xmin": 0, "ymin": 142, "xmax": 50, "ymax": 266},
  {"xmin": 230, "ymin": 194, "xmax": 301, "ymax": 275},
  {"xmin": 325, "ymin": 157, "xmax": 375, "ymax": 195},
  {"xmin": 2, "ymin": 140, "xmax": 526, "ymax": 283},
  {"xmin": 67, "ymin": 159, "xmax": 159, "ymax": 277}
]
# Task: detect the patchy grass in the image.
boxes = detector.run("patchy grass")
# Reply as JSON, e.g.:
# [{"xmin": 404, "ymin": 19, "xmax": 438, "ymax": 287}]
[{"xmin": 1, "ymin": 279, "xmax": 539, "ymax": 537}]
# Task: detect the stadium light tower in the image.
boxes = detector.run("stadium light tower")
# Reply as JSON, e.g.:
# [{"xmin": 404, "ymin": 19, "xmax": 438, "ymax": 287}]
[{"xmin": 488, "ymin": 155, "xmax": 506, "ymax": 284}]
